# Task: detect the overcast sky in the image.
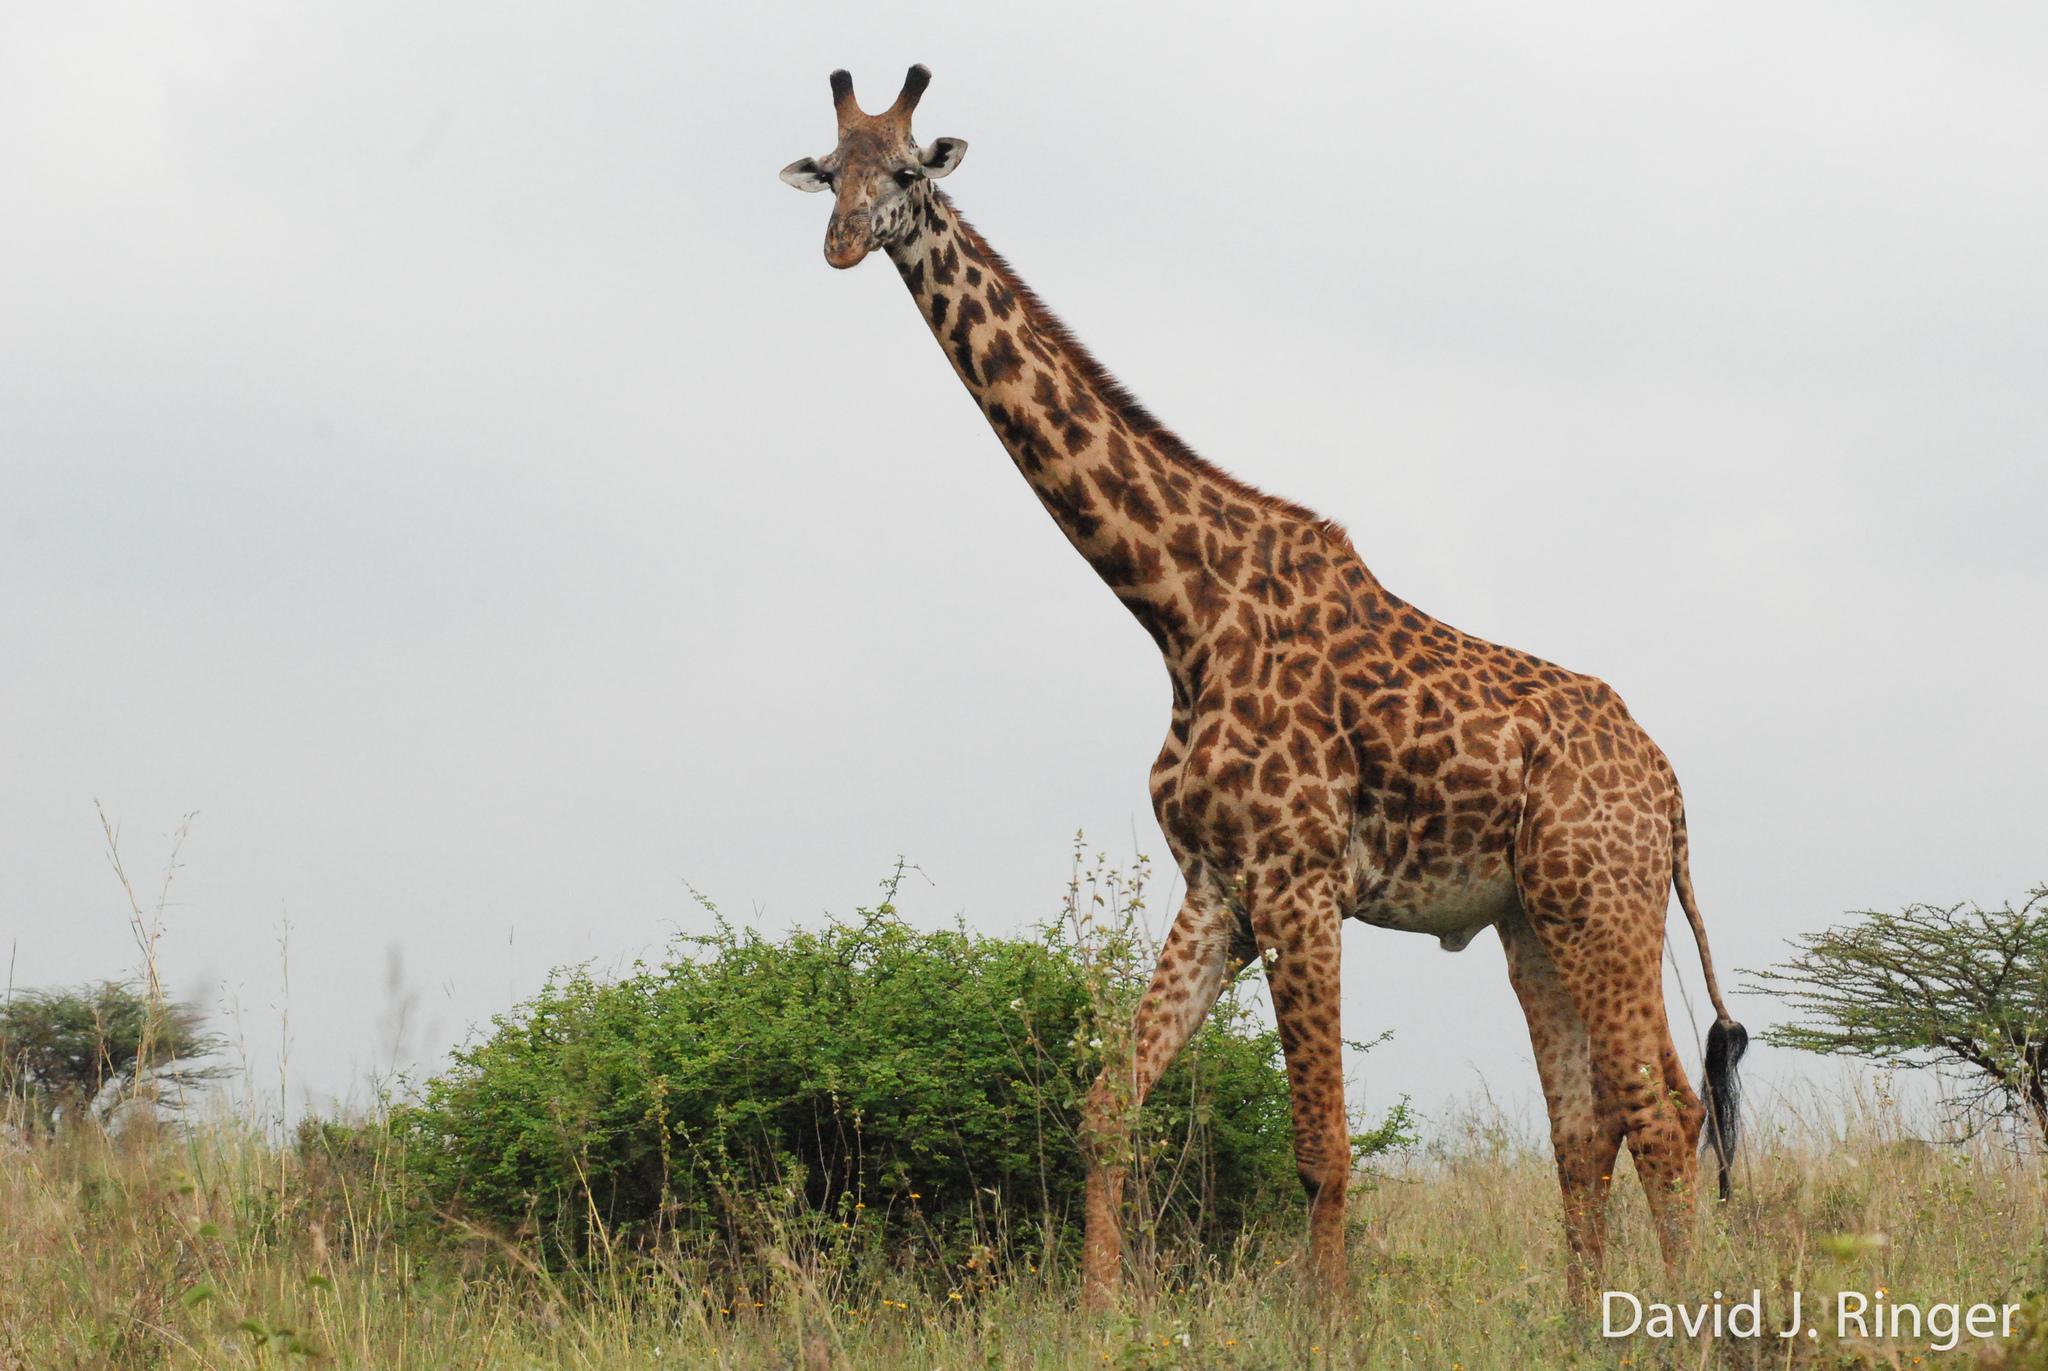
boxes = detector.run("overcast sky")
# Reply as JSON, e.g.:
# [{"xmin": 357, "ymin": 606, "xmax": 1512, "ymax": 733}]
[{"xmin": 4, "ymin": 3, "xmax": 2044, "ymax": 1132}]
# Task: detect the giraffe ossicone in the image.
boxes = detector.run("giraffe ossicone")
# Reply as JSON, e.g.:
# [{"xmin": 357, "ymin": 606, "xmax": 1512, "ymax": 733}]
[{"xmin": 780, "ymin": 64, "xmax": 1748, "ymax": 1311}]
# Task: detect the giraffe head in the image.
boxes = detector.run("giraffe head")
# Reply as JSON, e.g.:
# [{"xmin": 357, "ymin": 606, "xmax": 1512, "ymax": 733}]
[{"xmin": 780, "ymin": 64, "xmax": 968, "ymax": 270}]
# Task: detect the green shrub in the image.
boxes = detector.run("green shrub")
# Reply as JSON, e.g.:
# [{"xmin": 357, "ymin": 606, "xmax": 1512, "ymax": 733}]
[{"xmin": 396, "ymin": 858, "xmax": 1403, "ymax": 1270}]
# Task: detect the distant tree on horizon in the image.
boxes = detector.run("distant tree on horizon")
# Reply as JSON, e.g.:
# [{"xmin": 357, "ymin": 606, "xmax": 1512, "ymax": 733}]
[
  {"xmin": 0, "ymin": 979, "xmax": 225, "ymax": 1132},
  {"xmin": 1744, "ymin": 886, "xmax": 2048, "ymax": 1144}
]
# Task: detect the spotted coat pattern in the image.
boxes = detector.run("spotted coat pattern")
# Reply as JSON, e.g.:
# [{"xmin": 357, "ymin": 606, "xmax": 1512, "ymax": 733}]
[{"xmin": 783, "ymin": 67, "xmax": 1742, "ymax": 1310}]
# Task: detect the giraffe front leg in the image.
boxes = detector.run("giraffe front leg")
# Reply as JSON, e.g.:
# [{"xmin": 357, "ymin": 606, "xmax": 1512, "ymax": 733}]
[
  {"xmin": 1252, "ymin": 873, "xmax": 1350, "ymax": 1304},
  {"xmin": 1080, "ymin": 1082, "xmax": 1128, "ymax": 1312},
  {"xmin": 1081, "ymin": 887, "xmax": 1247, "ymax": 1312}
]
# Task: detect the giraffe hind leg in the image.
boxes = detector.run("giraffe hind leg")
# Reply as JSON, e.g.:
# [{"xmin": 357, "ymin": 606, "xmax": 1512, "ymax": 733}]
[
  {"xmin": 1499, "ymin": 904, "xmax": 1622, "ymax": 1303},
  {"xmin": 1516, "ymin": 885, "xmax": 1705, "ymax": 1286}
]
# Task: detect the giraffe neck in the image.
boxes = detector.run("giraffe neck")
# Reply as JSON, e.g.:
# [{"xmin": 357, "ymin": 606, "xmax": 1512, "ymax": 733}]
[{"xmin": 885, "ymin": 189, "xmax": 1351, "ymax": 663}]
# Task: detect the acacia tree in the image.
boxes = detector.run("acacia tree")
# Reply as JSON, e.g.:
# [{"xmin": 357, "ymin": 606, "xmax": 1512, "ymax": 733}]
[
  {"xmin": 0, "ymin": 980, "xmax": 224, "ymax": 1132},
  {"xmin": 1744, "ymin": 887, "xmax": 2048, "ymax": 1143}
]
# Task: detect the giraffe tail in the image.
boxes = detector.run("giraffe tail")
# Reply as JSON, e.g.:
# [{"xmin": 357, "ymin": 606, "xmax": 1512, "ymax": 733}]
[{"xmin": 1673, "ymin": 801, "xmax": 1748, "ymax": 1202}]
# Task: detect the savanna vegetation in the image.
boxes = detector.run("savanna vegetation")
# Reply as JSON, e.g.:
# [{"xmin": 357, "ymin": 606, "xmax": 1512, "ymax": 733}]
[
  {"xmin": 1746, "ymin": 887, "xmax": 2048, "ymax": 1144},
  {"xmin": 0, "ymin": 980, "xmax": 224, "ymax": 1134},
  {"xmin": 391, "ymin": 862, "xmax": 1329, "ymax": 1268},
  {"xmin": 5, "ymin": 853, "xmax": 2046, "ymax": 1368}
]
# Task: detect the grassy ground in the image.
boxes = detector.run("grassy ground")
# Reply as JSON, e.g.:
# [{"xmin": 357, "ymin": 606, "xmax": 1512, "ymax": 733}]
[{"xmin": 4, "ymin": 1091, "xmax": 2044, "ymax": 1370}]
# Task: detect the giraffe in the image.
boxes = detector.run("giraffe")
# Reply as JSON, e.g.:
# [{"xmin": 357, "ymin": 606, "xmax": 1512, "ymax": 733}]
[{"xmin": 779, "ymin": 65, "xmax": 1748, "ymax": 1309}]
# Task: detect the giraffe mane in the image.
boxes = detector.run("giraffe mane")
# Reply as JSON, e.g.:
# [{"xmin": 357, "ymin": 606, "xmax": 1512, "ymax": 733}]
[{"xmin": 941, "ymin": 193, "xmax": 1356, "ymax": 552}]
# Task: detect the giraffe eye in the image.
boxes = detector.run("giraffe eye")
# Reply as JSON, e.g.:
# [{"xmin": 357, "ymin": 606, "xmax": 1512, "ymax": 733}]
[{"xmin": 894, "ymin": 168, "xmax": 920, "ymax": 188}]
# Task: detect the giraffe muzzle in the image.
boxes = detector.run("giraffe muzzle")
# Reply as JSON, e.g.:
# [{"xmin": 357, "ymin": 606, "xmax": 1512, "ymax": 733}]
[{"xmin": 824, "ymin": 211, "xmax": 872, "ymax": 270}]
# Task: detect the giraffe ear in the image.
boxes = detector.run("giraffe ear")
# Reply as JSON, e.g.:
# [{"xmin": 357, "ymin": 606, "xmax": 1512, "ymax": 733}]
[
  {"xmin": 919, "ymin": 138, "xmax": 967, "ymax": 179},
  {"xmin": 780, "ymin": 157, "xmax": 831, "ymax": 192}
]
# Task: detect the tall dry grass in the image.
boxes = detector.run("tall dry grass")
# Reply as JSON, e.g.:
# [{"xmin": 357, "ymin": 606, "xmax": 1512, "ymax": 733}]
[
  {"xmin": 11, "ymin": 828, "xmax": 2042, "ymax": 1366},
  {"xmin": 3, "ymin": 1084, "xmax": 2043, "ymax": 1370}
]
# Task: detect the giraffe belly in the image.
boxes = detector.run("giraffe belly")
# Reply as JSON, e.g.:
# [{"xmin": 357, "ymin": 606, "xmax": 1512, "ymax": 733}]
[{"xmin": 1351, "ymin": 865, "xmax": 1519, "ymax": 952}]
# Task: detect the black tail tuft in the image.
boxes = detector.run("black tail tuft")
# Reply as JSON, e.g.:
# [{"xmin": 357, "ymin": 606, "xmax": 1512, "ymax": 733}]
[{"xmin": 1701, "ymin": 1019, "xmax": 1749, "ymax": 1201}]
